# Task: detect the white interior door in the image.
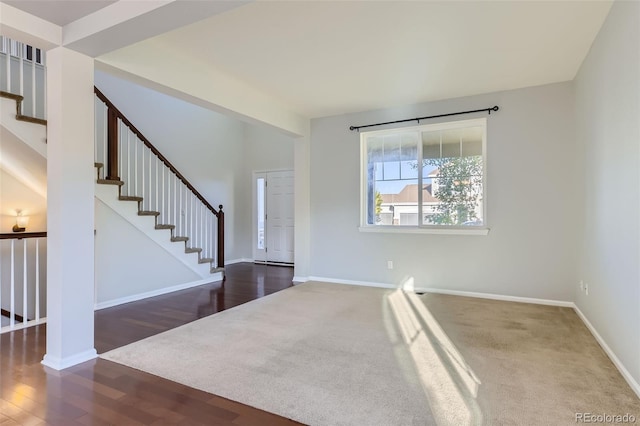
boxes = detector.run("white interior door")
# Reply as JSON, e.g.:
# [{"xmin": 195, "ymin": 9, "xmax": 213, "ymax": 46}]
[{"xmin": 253, "ymin": 170, "xmax": 294, "ymax": 264}]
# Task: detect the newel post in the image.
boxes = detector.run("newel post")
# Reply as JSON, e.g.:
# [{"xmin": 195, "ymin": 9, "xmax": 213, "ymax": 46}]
[
  {"xmin": 217, "ymin": 205, "xmax": 224, "ymax": 268},
  {"xmin": 106, "ymin": 107, "xmax": 119, "ymax": 180}
]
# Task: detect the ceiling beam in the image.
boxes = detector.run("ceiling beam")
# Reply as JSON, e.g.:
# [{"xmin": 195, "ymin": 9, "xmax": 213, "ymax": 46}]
[
  {"xmin": 96, "ymin": 53, "xmax": 309, "ymax": 138},
  {"xmin": 63, "ymin": 0, "xmax": 251, "ymax": 57},
  {"xmin": 0, "ymin": 2, "xmax": 61, "ymax": 50}
]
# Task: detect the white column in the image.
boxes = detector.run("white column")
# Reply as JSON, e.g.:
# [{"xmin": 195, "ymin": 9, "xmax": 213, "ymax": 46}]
[
  {"xmin": 42, "ymin": 47, "xmax": 96, "ymax": 370},
  {"xmin": 293, "ymin": 133, "xmax": 311, "ymax": 282}
]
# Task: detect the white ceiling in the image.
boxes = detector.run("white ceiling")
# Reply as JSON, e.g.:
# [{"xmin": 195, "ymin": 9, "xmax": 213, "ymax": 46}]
[
  {"xmin": 141, "ymin": 1, "xmax": 612, "ymax": 118},
  {"xmin": 3, "ymin": 1, "xmax": 613, "ymax": 119},
  {"xmin": 4, "ymin": 0, "xmax": 116, "ymax": 26}
]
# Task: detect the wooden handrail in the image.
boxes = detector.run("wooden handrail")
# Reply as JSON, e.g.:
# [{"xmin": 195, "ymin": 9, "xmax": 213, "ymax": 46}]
[
  {"xmin": 94, "ymin": 87, "xmax": 224, "ymax": 268},
  {"xmin": 94, "ymin": 87, "xmax": 219, "ymax": 217},
  {"xmin": 0, "ymin": 232, "xmax": 47, "ymax": 240}
]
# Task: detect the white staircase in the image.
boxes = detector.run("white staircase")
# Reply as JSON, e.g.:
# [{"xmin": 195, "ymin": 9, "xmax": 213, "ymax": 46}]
[
  {"xmin": 95, "ymin": 179, "xmax": 220, "ymax": 279},
  {"xmin": 1, "ymin": 35, "xmax": 225, "ymax": 331}
]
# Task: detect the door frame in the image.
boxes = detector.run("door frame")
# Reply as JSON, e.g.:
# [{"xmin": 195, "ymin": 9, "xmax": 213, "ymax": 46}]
[{"xmin": 252, "ymin": 169, "xmax": 295, "ymax": 265}]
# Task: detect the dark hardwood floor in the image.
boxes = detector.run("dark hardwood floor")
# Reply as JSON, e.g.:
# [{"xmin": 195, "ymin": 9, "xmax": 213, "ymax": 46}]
[{"xmin": 0, "ymin": 263, "xmax": 302, "ymax": 425}]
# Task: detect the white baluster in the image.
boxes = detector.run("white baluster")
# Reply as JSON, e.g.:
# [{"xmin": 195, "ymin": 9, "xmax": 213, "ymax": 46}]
[
  {"xmin": 0, "ymin": 241, "xmax": 3, "ymax": 323},
  {"xmin": 179, "ymin": 183, "xmax": 183, "ymax": 236},
  {"xmin": 42, "ymin": 56, "xmax": 47, "ymax": 119},
  {"xmin": 18, "ymin": 43, "xmax": 24, "ymax": 110},
  {"xmin": 204, "ymin": 207, "xmax": 208, "ymax": 258},
  {"xmin": 40, "ymin": 51, "xmax": 47, "ymax": 118},
  {"xmin": 35, "ymin": 239, "xmax": 40, "ymax": 321},
  {"xmin": 103, "ymin": 104, "xmax": 107, "ymax": 174},
  {"xmin": 183, "ymin": 184, "xmax": 187, "ymax": 238},
  {"xmin": 149, "ymin": 151, "xmax": 153, "ymax": 211},
  {"xmin": 174, "ymin": 175, "xmax": 178, "ymax": 232},
  {"xmin": 138, "ymin": 145, "xmax": 147, "ymax": 210},
  {"xmin": 191, "ymin": 194, "xmax": 194, "ymax": 247},
  {"xmin": 167, "ymin": 171, "xmax": 170, "ymax": 226},
  {"xmin": 94, "ymin": 98, "xmax": 98, "ymax": 165},
  {"xmin": 194, "ymin": 199, "xmax": 198, "ymax": 250},
  {"xmin": 6, "ymin": 38, "xmax": 11, "ymax": 93},
  {"xmin": 134, "ymin": 136, "xmax": 138, "ymax": 196},
  {"xmin": 118, "ymin": 120, "xmax": 124, "ymax": 183},
  {"xmin": 162, "ymin": 164, "xmax": 165, "ymax": 222},
  {"xmin": 23, "ymin": 238, "xmax": 27, "ymax": 323},
  {"xmin": 31, "ymin": 47, "xmax": 36, "ymax": 117},
  {"xmin": 126, "ymin": 127, "xmax": 131, "ymax": 196},
  {"xmin": 10, "ymin": 239, "xmax": 15, "ymax": 326},
  {"xmin": 202, "ymin": 205, "xmax": 205, "ymax": 257},
  {"xmin": 155, "ymin": 156, "xmax": 159, "ymax": 214}
]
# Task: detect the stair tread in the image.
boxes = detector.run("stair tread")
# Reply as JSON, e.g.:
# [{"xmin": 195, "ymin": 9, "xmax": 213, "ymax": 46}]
[
  {"xmin": 155, "ymin": 224, "xmax": 175, "ymax": 230},
  {"xmin": 16, "ymin": 115, "xmax": 47, "ymax": 126},
  {"xmin": 119, "ymin": 195, "xmax": 143, "ymax": 202},
  {"xmin": 0, "ymin": 91, "xmax": 24, "ymax": 101},
  {"xmin": 138, "ymin": 211, "xmax": 160, "ymax": 216},
  {"xmin": 198, "ymin": 258, "xmax": 214, "ymax": 264},
  {"xmin": 185, "ymin": 247, "xmax": 202, "ymax": 253},
  {"xmin": 171, "ymin": 236, "xmax": 189, "ymax": 242},
  {"xmin": 97, "ymin": 179, "xmax": 124, "ymax": 186}
]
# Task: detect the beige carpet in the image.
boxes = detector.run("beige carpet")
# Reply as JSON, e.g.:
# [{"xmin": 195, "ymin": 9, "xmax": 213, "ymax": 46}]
[{"xmin": 101, "ymin": 282, "xmax": 640, "ymax": 426}]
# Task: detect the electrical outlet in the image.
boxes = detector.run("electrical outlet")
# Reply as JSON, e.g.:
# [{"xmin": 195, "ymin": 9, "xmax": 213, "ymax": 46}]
[
  {"xmin": 584, "ymin": 283, "xmax": 589, "ymax": 296},
  {"xmin": 387, "ymin": 260, "xmax": 393, "ymax": 270}
]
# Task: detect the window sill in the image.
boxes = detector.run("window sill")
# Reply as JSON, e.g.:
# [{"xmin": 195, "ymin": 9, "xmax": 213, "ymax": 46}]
[{"xmin": 358, "ymin": 226, "xmax": 490, "ymax": 236}]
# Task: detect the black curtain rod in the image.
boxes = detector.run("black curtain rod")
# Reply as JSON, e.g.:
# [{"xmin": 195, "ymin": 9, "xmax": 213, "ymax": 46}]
[{"xmin": 349, "ymin": 105, "xmax": 499, "ymax": 131}]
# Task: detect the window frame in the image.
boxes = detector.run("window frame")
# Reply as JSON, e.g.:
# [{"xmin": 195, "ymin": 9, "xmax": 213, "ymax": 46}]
[{"xmin": 359, "ymin": 117, "xmax": 489, "ymax": 235}]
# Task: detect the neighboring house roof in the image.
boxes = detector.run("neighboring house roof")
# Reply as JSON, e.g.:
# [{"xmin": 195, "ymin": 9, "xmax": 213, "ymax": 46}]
[{"xmin": 380, "ymin": 184, "xmax": 439, "ymax": 204}]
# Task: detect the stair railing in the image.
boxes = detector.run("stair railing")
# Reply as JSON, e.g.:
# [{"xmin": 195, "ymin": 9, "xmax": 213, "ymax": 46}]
[
  {"xmin": 0, "ymin": 232, "xmax": 47, "ymax": 334},
  {"xmin": 0, "ymin": 35, "xmax": 46, "ymax": 120},
  {"xmin": 94, "ymin": 87, "xmax": 224, "ymax": 269}
]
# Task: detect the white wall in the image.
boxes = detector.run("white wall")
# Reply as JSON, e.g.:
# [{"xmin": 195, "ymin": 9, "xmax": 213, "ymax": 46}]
[
  {"xmin": 574, "ymin": 1, "xmax": 640, "ymax": 390},
  {"xmin": 243, "ymin": 124, "xmax": 296, "ymax": 259},
  {"xmin": 245, "ymin": 124, "xmax": 295, "ymax": 173},
  {"xmin": 93, "ymin": 71, "xmax": 296, "ymax": 265},
  {"xmin": 309, "ymin": 82, "xmax": 578, "ymax": 301},
  {"xmin": 95, "ymin": 70, "xmax": 249, "ymax": 261},
  {"xmin": 0, "ymin": 168, "xmax": 47, "ymax": 232},
  {"xmin": 95, "ymin": 199, "xmax": 201, "ymax": 304}
]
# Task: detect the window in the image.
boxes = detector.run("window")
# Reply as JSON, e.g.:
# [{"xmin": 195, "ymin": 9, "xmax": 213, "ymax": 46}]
[{"xmin": 361, "ymin": 118, "xmax": 487, "ymax": 232}]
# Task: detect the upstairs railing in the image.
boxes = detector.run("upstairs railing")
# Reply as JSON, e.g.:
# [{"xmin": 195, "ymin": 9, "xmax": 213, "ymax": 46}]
[
  {"xmin": 0, "ymin": 35, "xmax": 46, "ymax": 120},
  {"xmin": 94, "ymin": 87, "xmax": 224, "ymax": 269},
  {"xmin": 0, "ymin": 233, "xmax": 47, "ymax": 334}
]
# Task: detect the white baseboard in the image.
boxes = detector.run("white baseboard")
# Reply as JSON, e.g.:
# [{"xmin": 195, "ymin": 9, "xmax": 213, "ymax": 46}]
[
  {"xmin": 225, "ymin": 258, "xmax": 253, "ymax": 265},
  {"xmin": 94, "ymin": 274, "xmax": 223, "ymax": 310},
  {"xmin": 308, "ymin": 275, "xmax": 394, "ymax": 289},
  {"xmin": 573, "ymin": 304, "xmax": 640, "ymax": 399},
  {"xmin": 41, "ymin": 348, "xmax": 98, "ymax": 370},
  {"xmin": 292, "ymin": 276, "xmax": 308, "ymax": 284},
  {"xmin": 420, "ymin": 287, "xmax": 574, "ymax": 307},
  {"xmin": 307, "ymin": 276, "xmax": 573, "ymax": 307},
  {"xmin": 0, "ymin": 317, "xmax": 47, "ymax": 335}
]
